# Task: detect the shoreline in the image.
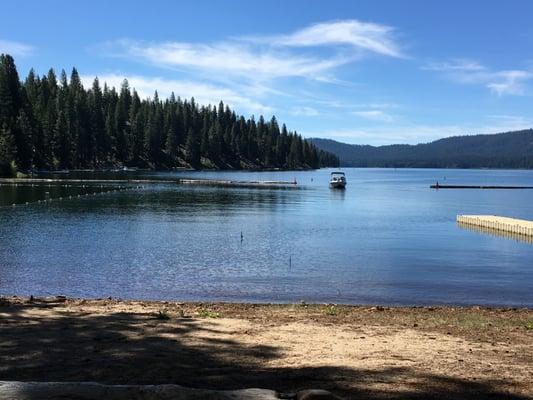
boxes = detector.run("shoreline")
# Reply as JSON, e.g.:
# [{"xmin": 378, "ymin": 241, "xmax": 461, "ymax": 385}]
[
  {"xmin": 1, "ymin": 296, "xmax": 531, "ymax": 398},
  {"xmin": 2, "ymin": 293, "xmax": 532, "ymax": 310},
  {"xmin": 2, "ymin": 294, "xmax": 532, "ymax": 309}
]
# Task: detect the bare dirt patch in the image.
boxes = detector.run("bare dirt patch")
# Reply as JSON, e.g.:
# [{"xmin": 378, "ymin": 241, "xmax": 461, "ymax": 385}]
[{"xmin": 0, "ymin": 296, "xmax": 531, "ymax": 399}]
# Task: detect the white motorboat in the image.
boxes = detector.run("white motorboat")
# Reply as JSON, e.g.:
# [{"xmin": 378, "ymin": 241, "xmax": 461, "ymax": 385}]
[{"xmin": 329, "ymin": 171, "xmax": 346, "ymax": 188}]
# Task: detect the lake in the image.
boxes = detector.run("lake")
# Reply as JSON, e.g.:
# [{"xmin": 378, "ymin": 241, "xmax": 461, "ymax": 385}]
[{"xmin": 1, "ymin": 168, "xmax": 532, "ymax": 306}]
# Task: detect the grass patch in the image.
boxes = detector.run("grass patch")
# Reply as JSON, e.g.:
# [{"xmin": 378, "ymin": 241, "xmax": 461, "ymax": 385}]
[
  {"xmin": 525, "ymin": 321, "xmax": 533, "ymax": 330},
  {"xmin": 197, "ymin": 309, "xmax": 221, "ymax": 318},
  {"xmin": 323, "ymin": 305, "xmax": 338, "ymax": 316},
  {"xmin": 455, "ymin": 314, "xmax": 492, "ymax": 328}
]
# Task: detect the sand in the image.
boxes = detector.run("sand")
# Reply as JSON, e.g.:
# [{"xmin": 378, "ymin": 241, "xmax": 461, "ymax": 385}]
[{"xmin": 0, "ymin": 296, "xmax": 531, "ymax": 399}]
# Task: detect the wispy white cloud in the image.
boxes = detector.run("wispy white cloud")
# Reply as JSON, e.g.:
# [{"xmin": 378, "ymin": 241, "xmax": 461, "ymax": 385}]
[
  {"xmin": 80, "ymin": 73, "xmax": 272, "ymax": 115},
  {"xmin": 246, "ymin": 20, "xmax": 404, "ymax": 58},
  {"xmin": 289, "ymin": 106, "xmax": 320, "ymax": 117},
  {"xmin": 294, "ymin": 92, "xmax": 401, "ymax": 111},
  {"xmin": 0, "ymin": 39, "xmax": 34, "ymax": 57},
  {"xmin": 424, "ymin": 59, "xmax": 485, "ymax": 72},
  {"xmin": 352, "ymin": 109, "xmax": 394, "ymax": 122},
  {"xmin": 101, "ymin": 39, "xmax": 347, "ymax": 82},
  {"xmin": 98, "ymin": 19, "xmax": 404, "ymax": 84},
  {"xmin": 424, "ymin": 59, "xmax": 532, "ymax": 96},
  {"xmin": 486, "ymin": 70, "xmax": 531, "ymax": 96}
]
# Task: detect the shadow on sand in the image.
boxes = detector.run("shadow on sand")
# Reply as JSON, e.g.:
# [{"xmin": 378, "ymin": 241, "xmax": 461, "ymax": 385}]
[{"xmin": 0, "ymin": 299, "xmax": 529, "ymax": 400}]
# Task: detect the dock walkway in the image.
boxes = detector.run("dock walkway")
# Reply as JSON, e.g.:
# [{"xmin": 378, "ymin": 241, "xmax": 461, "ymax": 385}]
[
  {"xmin": 432, "ymin": 184, "xmax": 533, "ymax": 189},
  {"xmin": 0, "ymin": 178, "xmax": 298, "ymax": 188},
  {"xmin": 456, "ymin": 215, "xmax": 533, "ymax": 237}
]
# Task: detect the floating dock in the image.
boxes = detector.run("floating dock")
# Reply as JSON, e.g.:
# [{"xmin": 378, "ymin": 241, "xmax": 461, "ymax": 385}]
[
  {"xmin": 176, "ymin": 178, "xmax": 297, "ymax": 188},
  {"xmin": 0, "ymin": 178, "xmax": 298, "ymax": 188},
  {"xmin": 456, "ymin": 215, "xmax": 533, "ymax": 237},
  {"xmin": 431, "ymin": 184, "xmax": 533, "ymax": 189}
]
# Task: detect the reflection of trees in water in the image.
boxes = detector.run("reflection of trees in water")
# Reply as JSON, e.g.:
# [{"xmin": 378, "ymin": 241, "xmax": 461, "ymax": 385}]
[
  {"xmin": 0, "ymin": 183, "xmax": 303, "ymax": 214},
  {"xmin": 0, "ymin": 183, "xmax": 135, "ymax": 208},
  {"xmin": 137, "ymin": 186, "xmax": 305, "ymax": 215}
]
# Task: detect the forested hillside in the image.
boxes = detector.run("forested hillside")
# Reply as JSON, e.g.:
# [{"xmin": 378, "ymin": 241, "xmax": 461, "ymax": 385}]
[
  {"xmin": 311, "ymin": 129, "xmax": 533, "ymax": 169},
  {"xmin": 0, "ymin": 54, "xmax": 339, "ymax": 176}
]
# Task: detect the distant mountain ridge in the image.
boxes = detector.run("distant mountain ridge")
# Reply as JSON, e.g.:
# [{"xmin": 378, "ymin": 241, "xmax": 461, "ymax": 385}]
[{"xmin": 310, "ymin": 129, "xmax": 533, "ymax": 169}]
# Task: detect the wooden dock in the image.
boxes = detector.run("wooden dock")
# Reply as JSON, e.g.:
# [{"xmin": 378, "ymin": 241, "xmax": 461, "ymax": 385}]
[{"xmin": 456, "ymin": 215, "xmax": 533, "ymax": 237}]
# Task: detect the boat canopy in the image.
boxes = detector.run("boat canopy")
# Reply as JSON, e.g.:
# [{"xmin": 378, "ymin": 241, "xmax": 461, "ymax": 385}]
[{"xmin": 330, "ymin": 172, "xmax": 345, "ymax": 175}]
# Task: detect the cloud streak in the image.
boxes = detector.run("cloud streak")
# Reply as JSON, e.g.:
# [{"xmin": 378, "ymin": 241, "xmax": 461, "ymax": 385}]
[
  {"xmin": 104, "ymin": 39, "xmax": 346, "ymax": 81},
  {"xmin": 289, "ymin": 106, "xmax": 320, "ymax": 117},
  {"xmin": 0, "ymin": 39, "xmax": 34, "ymax": 57},
  {"xmin": 250, "ymin": 19, "xmax": 404, "ymax": 58},
  {"xmin": 99, "ymin": 19, "xmax": 403, "ymax": 84},
  {"xmin": 424, "ymin": 59, "xmax": 532, "ymax": 96},
  {"xmin": 352, "ymin": 109, "xmax": 394, "ymax": 122}
]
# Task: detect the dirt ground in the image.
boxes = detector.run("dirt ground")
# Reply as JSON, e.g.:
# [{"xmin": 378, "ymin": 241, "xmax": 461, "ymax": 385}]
[{"xmin": 0, "ymin": 296, "xmax": 531, "ymax": 399}]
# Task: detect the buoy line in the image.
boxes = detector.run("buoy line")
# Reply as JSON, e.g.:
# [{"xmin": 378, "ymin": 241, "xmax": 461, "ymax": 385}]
[{"xmin": 0, "ymin": 185, "xmax": 144, "ymax": 209}]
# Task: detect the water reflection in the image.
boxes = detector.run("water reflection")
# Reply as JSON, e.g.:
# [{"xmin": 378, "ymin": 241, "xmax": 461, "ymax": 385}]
[
  {"xmin": 329, "ymin": 187, "xmax": 346, "ymax": 201},
  {"xmin": 457, "ymin": 221, "xmax": 533, "ymax": 245},
  {"xmin": 2, "ymin": 168, "xmax": 533, "ymax": 306},
  {"xmin": 0, "ymin": 183, "xmax": 137, "ymax": 207}
]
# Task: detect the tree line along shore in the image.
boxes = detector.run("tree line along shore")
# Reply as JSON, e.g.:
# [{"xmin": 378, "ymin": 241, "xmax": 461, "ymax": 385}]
[{"xmin": 0, "ymin": 54, "xmax": 339, "ymax": 177}]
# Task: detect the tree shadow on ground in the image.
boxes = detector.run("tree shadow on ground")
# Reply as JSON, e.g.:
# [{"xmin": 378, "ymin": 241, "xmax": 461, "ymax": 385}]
[{"xmin": 0, "ymin": 299, "xmax": 530, "ymax": 400}]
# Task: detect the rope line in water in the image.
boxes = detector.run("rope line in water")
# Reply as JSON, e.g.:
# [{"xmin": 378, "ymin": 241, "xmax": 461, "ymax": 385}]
[{"xmin": 0, "ymin": 185, "xmax": 144, "ymax": 209}]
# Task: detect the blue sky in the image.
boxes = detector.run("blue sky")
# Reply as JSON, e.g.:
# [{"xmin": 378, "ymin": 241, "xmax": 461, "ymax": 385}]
[{"xmin": 1, "ymin": 0, "xmax": 533, "ymax": 145}]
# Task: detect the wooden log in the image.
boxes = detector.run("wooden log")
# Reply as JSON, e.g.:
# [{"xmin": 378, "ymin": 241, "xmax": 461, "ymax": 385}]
[{"xmin": 0, "ymin": 381, "xmax": 282, "ymax": 400}]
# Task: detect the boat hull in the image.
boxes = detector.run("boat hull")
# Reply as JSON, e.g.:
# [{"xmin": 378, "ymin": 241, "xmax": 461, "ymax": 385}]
[{"xmin": 329, "ymin": 181, "xmax": 346, "ymax": 189}]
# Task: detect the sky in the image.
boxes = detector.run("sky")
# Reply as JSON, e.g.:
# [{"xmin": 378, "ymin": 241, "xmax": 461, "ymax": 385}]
[{"xmin": 1, "ymin": 0, "xmax": 533, "ymax": 145}]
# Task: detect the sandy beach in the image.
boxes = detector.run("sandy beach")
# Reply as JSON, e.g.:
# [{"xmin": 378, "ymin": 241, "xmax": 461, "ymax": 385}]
[{"xmin": 0, "ymin": 296, "xmax": 531, "ymax": 399}]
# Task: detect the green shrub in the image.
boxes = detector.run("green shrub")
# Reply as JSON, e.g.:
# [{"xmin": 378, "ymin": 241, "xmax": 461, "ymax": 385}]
[
  {"xmin": 323, "ymin": 305, "xmax": 338, "ymax": 316},
  {"xmin": 197, "ymin": 309, "xmax": 220, "ymax": 318}
]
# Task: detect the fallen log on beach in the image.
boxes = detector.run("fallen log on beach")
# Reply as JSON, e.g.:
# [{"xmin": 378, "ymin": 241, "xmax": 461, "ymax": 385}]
[{"xmin": 0, "ymin": 381, "xmax": 341, "ymax": 400}]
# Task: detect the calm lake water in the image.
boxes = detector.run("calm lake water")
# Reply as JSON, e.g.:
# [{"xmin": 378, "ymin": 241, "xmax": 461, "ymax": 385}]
[{"xmin": 1, "ymin": 168, "xmax": 532, "ymax": 306}]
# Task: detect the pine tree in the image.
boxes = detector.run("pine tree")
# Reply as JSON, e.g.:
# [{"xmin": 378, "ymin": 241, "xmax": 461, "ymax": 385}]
[
  {"xmin": 0, "ymin": 54, "xmax": 22, "ymax": 128},
  {"xmin": 55, "ymin": 110, "xmax": 71, "ymax": 169},
  {"xmin": 129, "ymin": 90, "xmax": 143, "ymax": 162},
  {"xmin": 164, "ymin": 93, "xmax": 179, "ymax": 159},
  {"xmin": 0, "ymin": 122, "xmax": 16, "ymax": 176},
  {"xmin": 89, "ymin": 77, "xmax": 105, "ymax": 164},
  {"xmin": 186, "ymin": 127, "xmax": 200, "ymax": 168},
  {"xmin": 105, "ymin": 110, "xmax": 116, "ymax": 163},
  {"xmin": 115, "ymin": 79, "xmax": 131, "ymax": 162},
  {"xmin": 15, "ymin": 108, "xmax": 34, "ymax": 170}
]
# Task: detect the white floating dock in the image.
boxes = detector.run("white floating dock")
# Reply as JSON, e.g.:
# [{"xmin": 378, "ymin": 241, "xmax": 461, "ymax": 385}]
[
  {"xmin": 457, "ymin": 215, "xmax": 533, "ymax": 237},
  {"xmin": 176, "ymin": 179, "xmax": 298, "ymax": 188}
]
